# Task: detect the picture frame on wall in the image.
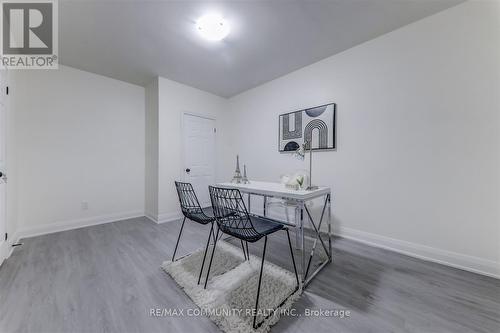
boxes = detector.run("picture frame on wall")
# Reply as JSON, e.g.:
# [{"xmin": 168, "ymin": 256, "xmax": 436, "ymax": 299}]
[{"xmin": 278, "ymin": 103, "xmax": 336, "ymax": 152}]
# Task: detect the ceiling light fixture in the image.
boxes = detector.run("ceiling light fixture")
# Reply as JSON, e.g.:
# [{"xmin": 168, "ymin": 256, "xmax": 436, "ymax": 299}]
[{"xmin": 196, "ymin": 14, "xmax": 230, "ymax": 41}]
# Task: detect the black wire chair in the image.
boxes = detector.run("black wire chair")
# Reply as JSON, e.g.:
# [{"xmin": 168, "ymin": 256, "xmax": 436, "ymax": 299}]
[
  {"xmin": 173, "ymin": 182, "xmax": 248, "ymax": 285},
  {"xmin": 173, "ymin": 181, "xmax": 217, "ymax": 285},
  {"xmin": 205, "ymin": 186, "xmax": 300, "ymax": 329}
]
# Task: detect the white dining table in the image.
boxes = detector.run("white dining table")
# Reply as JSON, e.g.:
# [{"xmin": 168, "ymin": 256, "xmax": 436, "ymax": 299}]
[{"xmin": 217, "ymin": 181, "xmax": 332, "ymax": 287}]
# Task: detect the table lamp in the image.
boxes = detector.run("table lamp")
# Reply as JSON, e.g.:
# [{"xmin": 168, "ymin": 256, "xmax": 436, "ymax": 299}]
[{"xmin": 293, "ymin": 140, "xmax": 318, "ymax": 190}]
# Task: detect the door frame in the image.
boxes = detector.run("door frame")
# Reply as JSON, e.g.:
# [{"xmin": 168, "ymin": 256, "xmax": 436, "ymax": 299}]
[
  {"xmin": 181, "ymin": 111, "xmax": 217, "ymax": 186},
  {"xmin": 0, "ymin": 68, "xmax": 8, "ymax": 264}
]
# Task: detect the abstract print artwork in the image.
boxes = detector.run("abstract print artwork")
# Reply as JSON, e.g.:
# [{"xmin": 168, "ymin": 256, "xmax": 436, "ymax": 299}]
[{"xmin": 279, "ymin": 103, "xmax": 336, "ymax": 152}]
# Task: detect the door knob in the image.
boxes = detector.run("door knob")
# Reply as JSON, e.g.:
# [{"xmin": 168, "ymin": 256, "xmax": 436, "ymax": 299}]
[{"xmin": 185, "ymin": 168, "xmax": 191, "ymax": 173}]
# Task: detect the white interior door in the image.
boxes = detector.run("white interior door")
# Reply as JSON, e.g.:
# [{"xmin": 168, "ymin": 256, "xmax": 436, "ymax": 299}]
[
  {"xmin": 183, "ymin": 114, "xmax": 216, "ymax": 208},
  {"xmin": 0, "ymin": 69, "xmax": 8, "ymax": 264}
]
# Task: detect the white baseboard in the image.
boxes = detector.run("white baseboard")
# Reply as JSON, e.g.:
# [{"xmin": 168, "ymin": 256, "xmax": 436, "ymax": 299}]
[
  {"xmin": 0, "ymin": 239, "xmax": 9, "ymax": 265},
  {"xmin": 337, "ymin": 226, "xmax": 500, "ymax": 279},
  {"xmin": 144, "ymin": 211, "xmax": 182, "ymax": 224},
  {"xmin": 268, "ymin": 205, "xmax": 500, "ymax": 279},
  {"xmin": 5, "ymin": 230, "xmax": 20, "ymax": 259},
  {"xmin": 6, "ymin": 206, "xmax": 499, "ymax": 279},
  {"xmin": 156, "ymin": 211, "xmax": 183, "ymax": 224},
  {"xmin": 144, "ymin": 212, "xmax": 158, "ymax": 223},
  {"xmin": 16, "ymin": 210, "xmax": 145, "ymax": 241}
]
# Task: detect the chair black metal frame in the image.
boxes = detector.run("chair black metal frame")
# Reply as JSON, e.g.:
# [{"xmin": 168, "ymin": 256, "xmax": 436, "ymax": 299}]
[
  {"xmin": 173, "ymin": 181, "xmax": 219, "ymax": 285},
  {"xmin": 173, "ymin": 182, "xmax": 248, "ymax": 285},
  {"xmin": 205, "ymin": 186, "xmax": 300, "ymax": 329}
]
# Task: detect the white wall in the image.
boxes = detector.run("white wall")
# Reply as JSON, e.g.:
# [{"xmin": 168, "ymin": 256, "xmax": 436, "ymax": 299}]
[
  {"xmin": 5, "ymin": 70, "xmax": 18, "ymax": 252},
  {"xmin": 223, "ymin": 1, "xmax": 500, "ymax": 277},
  {"xmin": 144, "ymin": 76, "xmax": 227, "ymax": 223},
  {"xmin": 10, "ymin": 65, "xmax": 145, "ymax": 237}
]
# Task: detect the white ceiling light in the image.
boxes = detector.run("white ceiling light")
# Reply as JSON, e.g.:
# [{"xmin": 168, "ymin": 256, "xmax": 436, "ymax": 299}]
[{"xmin": 196, "ymin": 14, "xmax": 230, "ymax": 41}]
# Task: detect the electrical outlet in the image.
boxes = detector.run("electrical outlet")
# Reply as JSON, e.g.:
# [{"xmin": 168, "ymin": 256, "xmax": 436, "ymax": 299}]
[{"xmin": 81, "ymin": 201, "xmax": 89, "ymax": 211}]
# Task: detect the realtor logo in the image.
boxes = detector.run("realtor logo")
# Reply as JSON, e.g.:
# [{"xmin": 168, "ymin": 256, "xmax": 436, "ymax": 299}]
[{"xmin": 0, "ymin": 0, "xmax": 58, "ymax": 69}]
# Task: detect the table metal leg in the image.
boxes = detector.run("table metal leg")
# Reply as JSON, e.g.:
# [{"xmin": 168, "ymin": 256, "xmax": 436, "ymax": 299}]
[
  {"xmin": 294, "ymin": 207, "xmax": 300, "ymax": 250},
  {"xmin": 225, "ymin": 187, "xmax": 332, "ymax": 289},
  {"xmin": 304, "ymin": 205, "xmax": 329, "ymax": 257},
  {"xmin": 248, "ymin": 193, "xmax": 251, "ymax": 213},
  {"xmin": 302, "ymin": 193, "xmax": 333, "ymax": 287},
  {"xmin": 304, "ymin": 196, "xmax": 328, "ymax": 280},
  {"xmin": 328, "ymin": 194, "xmax": 332, "ymax": 262},
  {"xmin": 300, "ymin": 203, "xmax": 305, "ymax": 282},
  {"xmin": 263, "ymin": 196, "xmax": 267, "ymax": 217}
]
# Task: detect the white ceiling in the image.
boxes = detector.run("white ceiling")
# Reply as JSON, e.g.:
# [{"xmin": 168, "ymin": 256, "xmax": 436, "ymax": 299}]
[{"xmin": 59, "ymin": 0, "xmax": 464, "ymax": 97}]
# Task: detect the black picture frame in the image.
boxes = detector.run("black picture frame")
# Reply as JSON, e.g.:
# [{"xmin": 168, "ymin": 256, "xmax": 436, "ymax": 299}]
[{"xmin": 278, "ymin": 103, "xmax": 336, "ymax": 153}]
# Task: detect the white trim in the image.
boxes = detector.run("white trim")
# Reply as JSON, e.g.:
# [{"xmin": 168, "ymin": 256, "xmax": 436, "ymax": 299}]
[
  {"xmin": 16, "ymin": 210, "xmax": 144, "ymax": 240},
  {"xmin": 145, "ymin": 211, "xmax": 182, "ymax": 224},
  {"xmin": 0, "ymin": 69, "xmax": 8, "ymax": 266},
  {"xmin": 337, "ymin": 226, "xmax": 500, "ymax": 279},
  {"xmin": 264, "ymin": 205, "xmax": 500, "ymax": 279},
  {"xmin": 156, "ymin": 211, "xmax": 183, "ymax": 224},
  {"xmin": 4, "ymin": 229, "xmax": 19, "ymax": 260},
  {"xmin": 144, "ymin": 212, "xmax": 158, "ymax": 223},
  {"xmin": 0, "ymin": 239, "xmax": 8, "ymax": 265},
  {"xmin": 183, "ymin": 111, "xmax": 217, "ymax": 121},
  {"xmin": 4, "ymin": 207, "xmax": 498, "ymax": 279}
]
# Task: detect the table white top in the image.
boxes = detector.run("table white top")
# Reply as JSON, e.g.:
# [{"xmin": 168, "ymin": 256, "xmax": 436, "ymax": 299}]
[{"xmin": 217, "ymin": 181, "xmax": 330, "ymax": 201}]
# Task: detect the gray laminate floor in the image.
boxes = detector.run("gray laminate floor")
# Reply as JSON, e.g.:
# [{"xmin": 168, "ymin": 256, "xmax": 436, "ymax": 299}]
[{"xmin": 0, "ymin": 217, "xmax": 499, "ymax": 333}]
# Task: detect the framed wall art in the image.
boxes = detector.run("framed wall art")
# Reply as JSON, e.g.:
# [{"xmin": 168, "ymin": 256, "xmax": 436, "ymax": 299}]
[{"xmin": 278, "ymin": 103, "xmax": 336, "ymax": 152}]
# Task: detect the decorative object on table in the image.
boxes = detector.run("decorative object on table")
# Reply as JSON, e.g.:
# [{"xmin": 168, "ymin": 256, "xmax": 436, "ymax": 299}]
[
  {"xmin": 295, "ymin": 174, "xmax": 304, "ymax": 189},
  {"xmin": 284, "ymin": 172, "xmax": 307, "ymax": 190},
  {"xmin": 278, "ymin": 103, "xmax": 336, "ymax": 152},
  {"xmin": 162, "ymin": 241, "xmax": 301, "ymax": 333},
  {"xmin": 241, "ymin": 164, "xmax": 250, "ymax": 184},
  {"xmin": 292, "ymin": 170, "xmax": 309, "ymax": 187},
  {"xmin": 231, "ymin": 155, "xmax": 242, "ymax": 183},
  {"xmin": 293, "ymin": 141, "xmax": 318, "ymax": 190},
  {"xmin": 284, "ymin": 181, "xmax": 299, "ymax": 191},
  {"xmin": 280, "ymin": 174, "xmax": 290, "ymax": 184}
]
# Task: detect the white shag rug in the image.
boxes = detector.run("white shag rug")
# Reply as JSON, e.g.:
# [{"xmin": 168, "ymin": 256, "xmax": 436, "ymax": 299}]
[{"xmin": 162, "ymin": 241, "xmax": 302, "ymax": 333}]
